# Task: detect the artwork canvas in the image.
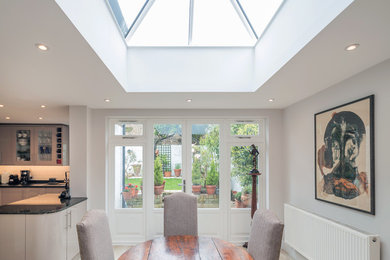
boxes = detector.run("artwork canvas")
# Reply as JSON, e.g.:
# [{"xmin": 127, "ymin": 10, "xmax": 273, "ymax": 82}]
[{"xmin": 315, "ymin": 95, "xmax": 375, "ymax": 214}]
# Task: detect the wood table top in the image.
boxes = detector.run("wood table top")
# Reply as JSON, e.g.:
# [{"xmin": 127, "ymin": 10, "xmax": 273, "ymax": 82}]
[{"xmin": 119, "ymin": 235, "xmax": 253, "ymax": 260}]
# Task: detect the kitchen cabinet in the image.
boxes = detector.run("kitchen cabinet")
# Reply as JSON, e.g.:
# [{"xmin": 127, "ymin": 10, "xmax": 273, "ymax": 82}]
[
  {"xmin": 25, "ymin": 201, "xmax": 87, "ymax": 260},
  {"xmin": 0, "ymin": 124, "xmax": 69, "ymax": 166},
  {"xmin": 0, "ymin": 200, "xmax": 87, "ymax": 260}
]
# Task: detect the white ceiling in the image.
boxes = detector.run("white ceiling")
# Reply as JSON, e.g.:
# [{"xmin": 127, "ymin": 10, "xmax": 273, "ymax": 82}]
[{"xmin": 0, "ymin": 0, "xmax": 389, "ymax": 123}]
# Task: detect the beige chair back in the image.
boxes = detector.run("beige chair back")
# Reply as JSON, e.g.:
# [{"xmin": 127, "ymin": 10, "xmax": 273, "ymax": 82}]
[
  {"xmin": 164, "ymin": 192, "xmax": 198, "ymax": 236},
  {"xmin": 76, "ymin": 210, "xmax": 114, "ymax": 260},
  {"xmin": 248, "ymin": 209, "xmax": 284, "ymax": 260}
]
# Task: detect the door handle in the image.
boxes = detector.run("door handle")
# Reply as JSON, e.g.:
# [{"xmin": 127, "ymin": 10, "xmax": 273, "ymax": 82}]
[{"xmin": 178, "ymin": 179, "xmax": 186, "ymax": 192}]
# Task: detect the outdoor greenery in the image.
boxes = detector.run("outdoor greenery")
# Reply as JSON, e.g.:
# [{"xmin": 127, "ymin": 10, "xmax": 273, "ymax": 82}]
[
  {"xmin": 235, "ymin": 191, "xmax": 242, "ymax": 202},
  {"xmin": 154, "ymin": 156, "xmax": 164, "ymax": 186},
  {"xmin": 193, "ymin": 124, "xmax": 220, "ymax": 188},
  {"xmin": 206, "ymin": 161, "xmax": 218, "ymax": 186},
  {"xmin": 175, "ymin": 163, "xmax": 181, "ymax": 170},
  {"xmin": 192, "ymin": 158, "xmax": 202, "ymax": 185},
  {"xmin": 125, "ymin": 177, "xmax": 181, "ymax": 190}
]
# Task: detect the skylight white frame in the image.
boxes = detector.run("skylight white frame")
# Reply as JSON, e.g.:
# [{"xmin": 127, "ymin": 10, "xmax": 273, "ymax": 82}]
[{"xmin": 107, "ymin": 0, "xmax": 285, "ymax": 47}]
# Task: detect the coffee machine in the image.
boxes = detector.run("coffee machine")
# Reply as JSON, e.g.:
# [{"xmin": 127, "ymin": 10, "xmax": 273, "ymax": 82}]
[{"xmin": 20, "ymin": 170, "xmax": 31, "ymax": 185}]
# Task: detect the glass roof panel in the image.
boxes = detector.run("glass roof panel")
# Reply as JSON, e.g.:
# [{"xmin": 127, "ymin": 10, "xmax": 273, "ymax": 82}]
[
  {"xmin": 128, "ymin": 0, "xmax": 190, "ymax": 46},
  {"xmin": 191, "ymin": 0, "xmax": 255, "ymax": 46},
  {"xmin": 237, "ymin": 0, "xmax": 283, "ymax": 39},
  {"xmin": 117, "ymin": 0, "xmax": 147, "ymax": 30}
]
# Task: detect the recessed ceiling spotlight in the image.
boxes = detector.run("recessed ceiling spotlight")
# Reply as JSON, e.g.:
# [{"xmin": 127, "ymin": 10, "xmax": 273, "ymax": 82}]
[
  {"xmin": 345, "ymin": 43, "xmax": 359, "ymax": 51},
  {"xmin": 38, "ymin": 117, "xmax": 43, "ymax": 120},
  {"xmin": 40, "ymin": 105, "xmax": 46, "ymax": 108},
  {"xmin": 104, "ymin": 98, "xmax": 111, "ymax": 103},
  {"xmin": 5, "ymin": 116, "xmax": 10, "ymax": 120},
  {"xmin": 186, "ymin": 99, "xmax": 192, "ymax": 103},
  {"xmin": 35, "ymin": 43, "xmax": 49, "ymax": 51},
  {"xmin": 268, "ymin": 98, "xmax": 275, "ymax": 102},
  {"xmin": 0, "ymin": 104, "xmax": 4, "ymax": 108}
]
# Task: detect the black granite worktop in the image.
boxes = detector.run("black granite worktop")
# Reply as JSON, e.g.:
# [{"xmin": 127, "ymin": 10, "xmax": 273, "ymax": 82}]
[
  {"xmin": 0, "ymin": 197, "xmax": 87, "ymax": 214},
  {"xmin": 0, "ymin": 180, "xmax": 65, "ymax": 188}
]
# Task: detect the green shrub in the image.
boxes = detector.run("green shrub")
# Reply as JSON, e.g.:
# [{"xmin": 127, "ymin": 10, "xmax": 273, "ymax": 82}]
[
  {"xmin": 242, "ymin": 186, "xmax": 252, "ymax": 195},
  {"xmin": 175, "ymin": 163, "xmax": 181, "ymax": 169},
  {"xmin": 206, "ymin": 161, "xmax": 218, "ymax": 186},
  {"xmin": 235, "ymin": 191, "xmax": 242, "ymax": 202},
  {"xmin": 192, "ymin": 159, "xmax": 202, "ymax": 185},
  {"xmin": 154, "ymin": 156, "xmax": 164, "ymax": 186}
]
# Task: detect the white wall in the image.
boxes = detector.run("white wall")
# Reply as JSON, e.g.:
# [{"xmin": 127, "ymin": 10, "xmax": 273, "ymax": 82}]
[
  {"xmin": 283, "ymin": 59, "xmax": 390, "ymax": 258},
  {"xmin": 85, "ymin": 109, "xmax": 285, "ymax": 219},
  {"xmin": 69, "ymin": 106, "xmax": 89, "ymax": 197}
]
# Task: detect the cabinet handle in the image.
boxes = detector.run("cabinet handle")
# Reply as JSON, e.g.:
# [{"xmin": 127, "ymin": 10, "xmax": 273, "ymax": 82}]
[{"xmin": 69, "ymin": 211, "xmax": 72, "ymax": 228}]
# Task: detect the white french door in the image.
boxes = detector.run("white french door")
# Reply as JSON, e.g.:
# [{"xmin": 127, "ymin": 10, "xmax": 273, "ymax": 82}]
[{"xmin": 107, "ymin": 118, "xmax": 266, "ymax": 244}]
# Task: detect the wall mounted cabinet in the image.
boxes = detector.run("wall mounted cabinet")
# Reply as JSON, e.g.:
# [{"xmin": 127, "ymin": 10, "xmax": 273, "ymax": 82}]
[{"xmin": 0, "ymin": 124, "xmax": 69, "ymax": 166}]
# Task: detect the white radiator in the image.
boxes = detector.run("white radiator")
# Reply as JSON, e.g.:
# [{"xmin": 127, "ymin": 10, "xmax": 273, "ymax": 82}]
[{"xmin": 284, "ymin": 204, "xmax": 380, "ymax": 260}]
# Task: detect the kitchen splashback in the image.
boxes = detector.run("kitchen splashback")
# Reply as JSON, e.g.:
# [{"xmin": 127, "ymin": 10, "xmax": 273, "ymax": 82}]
[{"xmin": 0, "ymin": 165, "xmax": 69, "ymax": 180}]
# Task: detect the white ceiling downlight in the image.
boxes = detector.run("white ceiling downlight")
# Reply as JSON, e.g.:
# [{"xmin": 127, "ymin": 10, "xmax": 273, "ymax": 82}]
[
  {"xmin": 186, "ymin": 99, "xmax": 192, "ymax": 103},
  {"xmin": 104, "ymin": 98, "xmax": 111, "ymax": 103},
  {"xmin": 40, "ymin": 105, "xmax": 46, "ymax": 108},
  {"xmin": 345, "ymin": 43, "xmax": 359, "ymax": 51},
  {"xmin": 5, "ymin": 117, "xmax": 10, "ymax": 120},
  {"xmin": 35, "ymin": 43, "xmax": 49, "ymax": 51},
  {"xmin": 109, "ymin": 0, "xmax": 283, "ymax": 46},
  {"xmin": 0, "ymin": 104, "xmax": 4, "ymax": 108}
]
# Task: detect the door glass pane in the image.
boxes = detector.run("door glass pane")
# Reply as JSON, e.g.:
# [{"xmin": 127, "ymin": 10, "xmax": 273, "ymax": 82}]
[
  {"xmin": 230, "ymin": 123, "xmax": 259, "ymax": 136},
  {"xmin": 230, "ymin": 145, "xmax": 259, "ymax": 209},
  {"xmin": 38, "ymin": 130, "xmax": 52, "ymax": 161},
  {"xmin": 191, "ymin": 124, "xmax": 220, "ymax": 208},
  {"xmin": 115, "ymin": 122, "xmax": 143, "ymax": 136},
  {"xmin": 154, "ymin": 124, "xmax": 182, "ymax": 208},
  {"xmin": 115, "ymin": 146, "xmax": 143, "ymax": 209},
  {"xmin": 16, "ymin": 130, "xmax": 31, "ymax": 161}
]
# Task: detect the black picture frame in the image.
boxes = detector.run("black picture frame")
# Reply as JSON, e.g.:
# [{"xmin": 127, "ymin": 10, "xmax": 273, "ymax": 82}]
[{"xmin": 314, "ymin": 95, "xmax": 375, "ymax": 215}]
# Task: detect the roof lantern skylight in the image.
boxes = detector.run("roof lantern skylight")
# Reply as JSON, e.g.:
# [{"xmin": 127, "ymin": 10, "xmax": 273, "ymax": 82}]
[{"xmin": 108, "ymin": 0, "xmax": 283, "ymax": 47}]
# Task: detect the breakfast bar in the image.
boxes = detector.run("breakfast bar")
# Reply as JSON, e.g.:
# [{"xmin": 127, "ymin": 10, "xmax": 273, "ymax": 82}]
[{"xmin": 0, "ymin": 193, "xmax": 87, "ymax": 260}]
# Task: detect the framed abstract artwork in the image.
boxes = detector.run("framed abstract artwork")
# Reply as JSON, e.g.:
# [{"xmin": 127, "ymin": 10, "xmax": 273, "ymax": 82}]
[{"xmin": 315, "ymin": 95, "xmax": 375, "ymax": 214}]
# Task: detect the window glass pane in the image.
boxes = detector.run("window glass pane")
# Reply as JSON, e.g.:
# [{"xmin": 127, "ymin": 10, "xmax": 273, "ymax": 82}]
[
  {"xmin": 115, "ymin": 146, "xmax": 143, "ymax": 209},
  {"xmin": 154, "ymin": 124, "xmax": 183, "ymax": 208},
  {"xmin": 237, "ymin": 0, "xmax": 283, "ymax": 38},
  {"xmin": 230, "ymin": 145, "xmax": 259, "ymax": 208},
  {"xmin": 230, "ymin": 123, "xmax": 259, "ymax": 136},
  {"xmin": 115, "ymin": 123, "xmax": 143, "ymax": 136},
  {"xmin": 16, "ymin": 130, "xmax": 31, "ymax": 161},
  {"xmin": 38, "ymin": 130, "xmax": 52, "ymax": 161},
  {"xmin": 192, "ymin": 124, "xmax": 220, "ymax": 208},
  {"xmin": 117, "ymin": 0, "xmax": 147, "ymax": 29},
  {"xmin": 192, "ymin": 0, "xmax": 254, "ymax": 46},
  {"xmin": 129, "ymin": 0, "xmax": 189, "ymax": 46}
]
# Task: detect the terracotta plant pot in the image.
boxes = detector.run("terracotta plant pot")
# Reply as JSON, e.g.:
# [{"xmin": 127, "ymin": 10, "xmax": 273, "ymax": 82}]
[
  {"xmin": 206, "ymin": 185, "xmax": 216, "ymax": 195},
  {"xmin": 235, "ymin": 199, "xmax": 243, "ymax": 208},
  {"xmin": 192, "ymin": 185, "xmax": 201, "ymax": 194},
  {"xmin": 154, "ymin": 185, "xmax": 164, "ymax": 195},
  {"xmin": 122, "ymin": 191, "xmax": 132, "ymax": 200},
  {"xmin": 241, "ymin": 193, "xmax": 251, "ymax": 208},
  {"xmin": 164, "ymin": 171, "xmax": 171, "ymax": 177},
  {"xmin": 174, "ymin": 169, "xmax": 181, "ymax": 177}
]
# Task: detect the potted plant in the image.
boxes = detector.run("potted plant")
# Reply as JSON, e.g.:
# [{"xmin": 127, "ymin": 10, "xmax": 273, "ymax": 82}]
[
  {"xmin": 174, "ymin": 163, "xmax": 181, "ymax": 177},
  {"xmin": 154, "ymin": 156, "xmax": 164, "ymax": 195},
  {"xmin": 241, "ymin": 186, "xmax": 252, "ymax": 208},
  {"xmin": 192, "ymin": 159, "xmax": 202, "ymax": 194},
  {"xmin": 235, "ymin": 191, "xmax": 243, "ymax": 208},
  {"xmin": 122, "ymin": 185, "xmax": 132, "ymax": 200},
  {"xmin": 161, "ymin": 154, "xmax": 171, "ymax": 177},
  {"xmin": 206, "ymin": 161, "xmax": 218, "ymax": 195}
]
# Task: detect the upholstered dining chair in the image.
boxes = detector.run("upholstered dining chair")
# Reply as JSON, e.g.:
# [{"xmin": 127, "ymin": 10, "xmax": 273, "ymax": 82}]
[
  {"xmin": 164, "ymin": 192, "xmax": 198, "ymax": 236},
  {"xmin": 247, "ymin": 209, "xmax": 284, "ymax": 260},
  {"xmin": 76, "ymin": 210, "xmax": 115, "ymax": 260}
]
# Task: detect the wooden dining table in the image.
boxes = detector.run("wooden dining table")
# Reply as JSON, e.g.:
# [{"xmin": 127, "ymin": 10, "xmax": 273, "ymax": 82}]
[{"xmin": 118, "ymin": 235, "xmax": 253, "ymax": 260}]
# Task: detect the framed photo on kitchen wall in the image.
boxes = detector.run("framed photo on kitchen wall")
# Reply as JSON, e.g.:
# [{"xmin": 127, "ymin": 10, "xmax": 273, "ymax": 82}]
[{"xmin": 314, "ymin": 95, "xmax": 375, "ymax": 214}]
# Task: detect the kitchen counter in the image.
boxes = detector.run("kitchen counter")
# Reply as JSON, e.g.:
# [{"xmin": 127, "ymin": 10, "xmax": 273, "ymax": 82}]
[
  {"xmin": 0, "ymin": 180, "xmax": 65, "ymax": 188},
  {"xmin": 0, "ymin": 193, "xmax": 87, "ymax": 214}
]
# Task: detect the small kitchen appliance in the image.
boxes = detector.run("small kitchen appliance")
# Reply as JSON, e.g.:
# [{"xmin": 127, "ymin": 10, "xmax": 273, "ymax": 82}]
[
  {"xmin": 20, "ymin": 170, "xmax": 31, "ymax": 185},
  {"xmin": 8, "ymin": 175, "xmax": 20, "ymax": 185}
]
